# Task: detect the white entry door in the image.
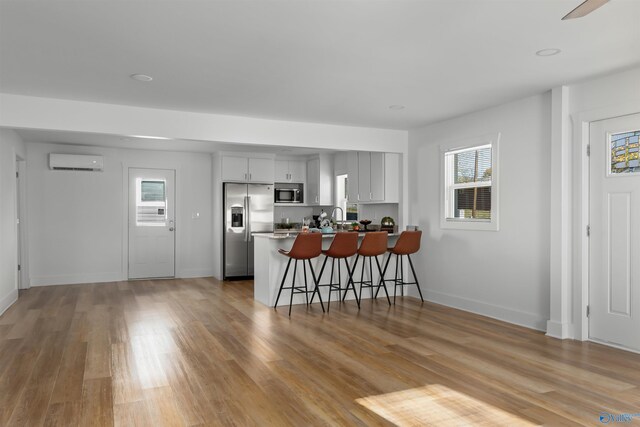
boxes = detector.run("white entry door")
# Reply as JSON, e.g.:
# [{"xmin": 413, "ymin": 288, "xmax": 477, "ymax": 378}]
[
  {"xmin": 128, "ymin": 168, "xmax": 176, "ymax": 279},
  {"xmin": 589, "ymin": 113, "xmax": 640, "ymax": 351}
]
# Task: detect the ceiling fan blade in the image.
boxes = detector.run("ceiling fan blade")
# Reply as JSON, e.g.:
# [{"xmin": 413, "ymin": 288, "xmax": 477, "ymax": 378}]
[{"xmin": 562, "ymin": 0, "xmax": 610, "ymax": 20}]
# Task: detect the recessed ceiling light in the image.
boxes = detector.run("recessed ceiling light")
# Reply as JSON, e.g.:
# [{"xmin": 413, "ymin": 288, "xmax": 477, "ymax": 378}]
[
  {"xmin": 389, "ymin": 105, "xmax": 405, "ymax": 110},
  {"xmin": 130, "ymin": 74, "xmax": 153, "ymax": 82},
  {"xmin": 535, "ymin": 48, "xmax": 561, "ymax": 57}
]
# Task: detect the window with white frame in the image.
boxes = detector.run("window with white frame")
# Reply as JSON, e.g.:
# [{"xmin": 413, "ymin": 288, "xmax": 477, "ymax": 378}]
[{"xmin": 441, "ymin": 134, "xmax": 499, "ymax": 231}]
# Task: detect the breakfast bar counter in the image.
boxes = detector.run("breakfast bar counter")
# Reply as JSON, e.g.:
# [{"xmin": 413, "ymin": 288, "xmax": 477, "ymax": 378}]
[{"xmin": 253, "ymin": 232, "xmax": 399, "ymax": 307}]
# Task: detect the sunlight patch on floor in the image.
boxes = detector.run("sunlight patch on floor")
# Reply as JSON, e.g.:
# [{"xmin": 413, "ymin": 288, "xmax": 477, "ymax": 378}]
[{"xmin": 356, "ymin": 384, "xmax": 539, "ymax": 426}]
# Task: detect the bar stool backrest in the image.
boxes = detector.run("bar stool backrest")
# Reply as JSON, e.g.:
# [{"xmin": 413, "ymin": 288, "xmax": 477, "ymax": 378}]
[
  {"xmin": 287, "ymin": 232, "xmax": 323, "ymax": 259},
  {"xmin": 391, "ymin": 230, "xmax": 422, "ymax": 255},
  {"xmin": 358, "ymin": 232, "xmax": 388, "ymax": 257},
  {"xmin": 325, "ymin": 232, "xmax": 359, "ymax": 258}
]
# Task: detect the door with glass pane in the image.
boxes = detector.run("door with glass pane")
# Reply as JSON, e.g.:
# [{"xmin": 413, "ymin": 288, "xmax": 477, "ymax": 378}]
[
  {"xmin": 589, "ymin": 114, "xmax": 640, "ymax": 351},
  {"xmin": 128, "ymin": 168, "xmax": 175, "ymax": 279}
]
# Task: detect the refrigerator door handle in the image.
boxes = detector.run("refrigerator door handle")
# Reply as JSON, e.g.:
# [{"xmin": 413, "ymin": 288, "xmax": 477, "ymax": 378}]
[
  {"xmin": 243, "ymin": 195, "xmax": 249, "ymax": 242},
  {"xmin": 247, "ymin": 196, "xmax": 252, "ymax": 241}
]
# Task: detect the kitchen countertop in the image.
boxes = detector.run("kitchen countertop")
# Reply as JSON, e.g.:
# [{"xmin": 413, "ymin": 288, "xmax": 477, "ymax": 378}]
[{"xmin": 253, "ymin": 231, "xmax": 399, "ymax": 239}]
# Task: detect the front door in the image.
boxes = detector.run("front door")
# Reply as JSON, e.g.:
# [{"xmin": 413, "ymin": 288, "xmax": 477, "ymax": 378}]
[
  {"xmin": 589, "ymin": 113, "xmax": 640, "ymax": 351},
  {"xmin": 128, "ymin": 168, "xmax": 176, "ymax": 279}
]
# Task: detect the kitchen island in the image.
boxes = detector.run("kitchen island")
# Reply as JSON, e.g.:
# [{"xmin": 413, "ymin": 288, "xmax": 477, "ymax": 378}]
[{"xmin": 253, "ymin": 232, "xmax": 399, "ymax": 308}]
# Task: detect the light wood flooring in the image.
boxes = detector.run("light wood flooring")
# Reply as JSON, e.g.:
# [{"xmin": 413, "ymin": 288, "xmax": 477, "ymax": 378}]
[{"xmin": 0, "ymin": 278, "xmax": 639, "ymax": 426}]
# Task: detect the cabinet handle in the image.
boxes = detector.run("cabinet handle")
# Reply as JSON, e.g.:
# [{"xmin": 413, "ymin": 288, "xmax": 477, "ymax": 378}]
[
  {"xmin": 249, "ymin": 173, "xmax": 252, "ymax": 181},
  {"xmin": 370, "ymin": 192, "xmax": 373, "ymax": 200},
  {"xmin": 357, "ymin": 194, "xmax": 360, "ymax": 201},
  {"xmin": 244, "ymin": 173, "xmax": 247, "ymax": 181},
  {"xmin": 315, "ymin": 195, "xmax": 318, "ymax": 203}
]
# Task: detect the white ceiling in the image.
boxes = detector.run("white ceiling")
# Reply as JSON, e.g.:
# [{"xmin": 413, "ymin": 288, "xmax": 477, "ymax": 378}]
[
  {"xmin": 14, "ymin": 128, "xmax": 328, "ymax": 155},
  {"xmin": 1, "ymin": 0, "xmax": 639, "ymax": 130}
]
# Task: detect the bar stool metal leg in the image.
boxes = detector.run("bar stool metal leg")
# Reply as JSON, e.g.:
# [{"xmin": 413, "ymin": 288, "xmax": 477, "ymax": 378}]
[
  {"xmin": 373, "ymin": 256, "xmax": 391, "ymax": 304},
  {"xmin": 343, "ymin": 258, "xmax": 360, "ymax": 307},
  {"xmin": 375, "ymin": 253, "xmax": 392, "ymax": 299},
  {"xmin": 307, "ymin": 259, "xmax": 325, "ymax": 312},
  {"xmin": 309, "ymin": 256, "xmax": 328, "ymax": 305},
  {"xmin": 394, "ymin": 254, "xmax": 399, "ymax": 304},
  {"xmin": 274, "ymin": 258, "xmax": 292, "ymax": 309},
  {"xmin": 288, "ymin": 260, "xmax": 298, "ymax": 316}
]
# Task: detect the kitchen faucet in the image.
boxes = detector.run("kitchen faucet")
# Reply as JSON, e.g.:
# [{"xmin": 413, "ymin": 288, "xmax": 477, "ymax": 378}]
[{"xmin": 330, "ymin": 207, "xmax": 344, "ymax": 230}]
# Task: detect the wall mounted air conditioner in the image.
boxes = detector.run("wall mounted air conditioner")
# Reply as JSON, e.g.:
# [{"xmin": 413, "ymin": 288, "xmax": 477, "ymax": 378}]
[{"xmin": 49, "ymin": 154, "xmax": 104, "ymax": 171}]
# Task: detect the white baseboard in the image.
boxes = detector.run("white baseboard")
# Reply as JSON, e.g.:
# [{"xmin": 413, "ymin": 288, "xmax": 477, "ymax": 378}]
[
  {"xmin": 176, "ymin": 268, "xmax": 213, "ymax": 279},
  {"xmin": 545, "ymin": 320, "xmax": 574, "ymax": 339},
  {"xmin": 0, "ymin": 289, "xmax": 19, "ymax": 316},
  {"xmin": 423, "ymin": 289, "xmax": 547, "ymax": 332},
  {"xmin": 30, "ymin": 272, "xmax": 122, "ymax": 286}
]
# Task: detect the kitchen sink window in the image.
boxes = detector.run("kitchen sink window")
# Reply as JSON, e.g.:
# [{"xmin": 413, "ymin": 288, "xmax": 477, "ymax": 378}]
[{"xmin": 441, "ymin": 134, "xmax": 499, "ymax": 231}]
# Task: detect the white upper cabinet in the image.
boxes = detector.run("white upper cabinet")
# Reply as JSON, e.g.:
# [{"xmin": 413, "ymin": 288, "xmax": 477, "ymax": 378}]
[
  {"xmin": 357, "ymin": 152, "xmax": 372, "ymax": 202},
  {"xmin": 248, "ymin": 158, "xmax": 275, "ymax": 183},
  {"xmin": 221, "ymin": 156, "xmax": 249, "ymax": 182},
  {"xmin": 370, "ymin": 152, "xmax": 385, "ymax": 202},
  {"xmin": 221, "ymin": 155, "xmax": 274, "ymax": 183},
  {"xmin": 275, "ymin": 159, "xmax": 306, "ymax": 183},
  {"xmin": 288, "ymin": 160, "xmax": 306, "ymax": 183},
  {"xmin": 347, "ymin": 152, "xmax": 359, "ymax": 203},
  {"xmin": 275, "ymin": 160, "xmax": 289, "ymax": 182},
  {"xmin": 307, "ymin": 158, "xmax": 319, "ymax": 204},
  {"xmin": 347, "ymin": 152, "xmax": 400, "ymax": 203},
  {"xmin": 307, "ymin": 154, "xmax": 333, "ymax": 205}
]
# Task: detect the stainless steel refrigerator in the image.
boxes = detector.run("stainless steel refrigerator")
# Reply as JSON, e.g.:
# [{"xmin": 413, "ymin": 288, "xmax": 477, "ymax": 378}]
[{"xmin": 223, "ymin": 183, "xmax": 274, "ymax": 279}]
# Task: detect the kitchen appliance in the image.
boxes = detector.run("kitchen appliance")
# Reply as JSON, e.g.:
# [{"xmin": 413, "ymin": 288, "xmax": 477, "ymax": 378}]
[
  {"xmin": 275, "ymin": 187, "xmax": 302, "ymax": 204},
  {"xmin": 224, "ymin": 183, "xmax": 274, "ymax": 279}
]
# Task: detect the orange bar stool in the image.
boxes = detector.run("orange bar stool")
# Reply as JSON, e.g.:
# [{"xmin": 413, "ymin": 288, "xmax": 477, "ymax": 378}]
[
  {"xmin": 347, "ymin": 232, "xmax": 391, "ymax": 305},
  {"xmin": 309, "ymin": 232, "xmax": 360, "ymax": 311},
  {"xmin": 376, "ymin": 230, "xmax": 424, "ymax": 304},
  {"xmin": 273, "ymin": 232, "xmax": 325, "ymax": 316}
]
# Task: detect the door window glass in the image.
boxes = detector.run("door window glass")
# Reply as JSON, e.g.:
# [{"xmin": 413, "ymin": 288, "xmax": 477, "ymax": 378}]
[
  {"xmin": 610, "ymin": 130, "xmax": 640, "ymax": 174},
  {"xmin": 136, "ymin": 179, "xmax": 167, "ymax": 226}
]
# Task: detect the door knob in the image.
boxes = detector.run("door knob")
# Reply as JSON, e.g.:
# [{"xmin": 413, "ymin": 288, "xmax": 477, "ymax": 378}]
[{"xmin": 169, "ymin": 227, "xmax": 175, "ymax": 232}]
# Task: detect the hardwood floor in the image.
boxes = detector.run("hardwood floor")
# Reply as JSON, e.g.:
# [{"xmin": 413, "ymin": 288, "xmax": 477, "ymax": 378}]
[{"xmin": 0, "ymin": 278, "xmax": 638, "ymax": 426}]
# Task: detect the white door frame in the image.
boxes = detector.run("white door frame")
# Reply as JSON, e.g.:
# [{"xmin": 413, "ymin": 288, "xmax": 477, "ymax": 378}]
[
  {"xmin": 121, "ymin": 161, "xmax": 182, "ymax": 281},
  {"xmin": 16, "ymin": 156, "xmax": 29, "ymax": 289},
  {"xmin": 573, "ymin": 102, "xmax": 640, "ymax": 341}
]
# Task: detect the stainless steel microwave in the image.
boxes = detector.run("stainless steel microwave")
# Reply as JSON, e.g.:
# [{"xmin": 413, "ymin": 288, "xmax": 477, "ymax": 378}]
[{"xmin": 275, "ymin": 188, "xmax": 302, "ymax": 203}]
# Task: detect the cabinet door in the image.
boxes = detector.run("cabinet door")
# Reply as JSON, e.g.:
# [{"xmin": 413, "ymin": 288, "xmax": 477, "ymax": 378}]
[
  {"xmin": 357, "ymin": 152, "xmax": 371, "ymax": 202},
  {"xmin": 274, "ymin": 160, "xmax": 290, "ymax": 182},
  {"xmin": 288, "ymin": 160, "xmax": 306, "ymax": 183},
  {"xmin": 248, "ymin": 158, "xmax": 275, "ymax": 183},
  {"xmin": 221, "ymin": 156, "xmax": 248, "ymax": 181},
  {"xmin": 307, "ymin": 158, "xmax": 320, "ymax": 204},
  {"xmin": 383, "ymin": 153, "xmax": 400, "ymax": 203},
  {"xmin": 370, "ymin": 152, "xmax": 385, "ymax": 201},
  {"xmin": 347, "ymin": 152, "xmax": 359, "ymax": 203}
]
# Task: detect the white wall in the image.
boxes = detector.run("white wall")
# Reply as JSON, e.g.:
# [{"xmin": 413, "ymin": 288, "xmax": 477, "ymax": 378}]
[
  {"xmin": 26, "ymin": 142, "xmax": 213, "ymax": 285},
  {"xmin": 408, "ymin": 93, "xmax": 552, "ymax": 330},
  {"xmin": 0, "ymin": 129, "xmax": 25, "ymax": 314}
]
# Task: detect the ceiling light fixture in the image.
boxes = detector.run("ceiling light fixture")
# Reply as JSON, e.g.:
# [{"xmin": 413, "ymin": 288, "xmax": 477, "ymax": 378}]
[
  {"xmin": 130, "ymin": 74, "xmax": 153, "ymax": 82},
  {"xmin": 535, "ymin": 48, "xmax": 562, "ymax": 57},
  {"xmin": 389, "ymin": 105, "xmax": 405, "ymax": 110},
  {"xmin": 128, "ymin": 135, "xmax": 171, "ymax": 140}
]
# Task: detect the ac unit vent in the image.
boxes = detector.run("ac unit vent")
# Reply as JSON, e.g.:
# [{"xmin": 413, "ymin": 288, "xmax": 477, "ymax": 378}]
[{"xmin": 49, "ymin": 154, "xmax": 104, "ymax": 171}]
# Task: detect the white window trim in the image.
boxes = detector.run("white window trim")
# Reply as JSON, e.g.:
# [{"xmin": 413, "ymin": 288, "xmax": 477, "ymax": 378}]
[{"xmin": 440, "ymin": 133, "xmax": 500, "ymax": 231}]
